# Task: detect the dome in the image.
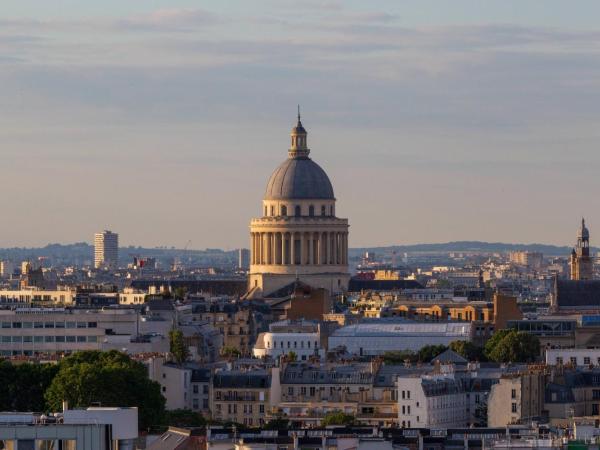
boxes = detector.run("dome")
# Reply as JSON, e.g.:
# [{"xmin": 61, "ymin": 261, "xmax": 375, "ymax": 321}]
[{"xmin": 265, "ymin": 157, "xmax": 334, "ymax": 200}]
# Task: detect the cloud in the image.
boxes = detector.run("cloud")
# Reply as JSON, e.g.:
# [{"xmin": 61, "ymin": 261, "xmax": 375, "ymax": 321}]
[{"xmin": 118, "ymin": 8, "xmax": 218, "ymax": 31}]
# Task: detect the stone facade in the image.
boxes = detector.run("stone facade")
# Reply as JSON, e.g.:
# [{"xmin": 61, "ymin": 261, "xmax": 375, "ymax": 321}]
[{"xmin": 249, "ymin": 114, "xmax": 350, "ymax": 296}]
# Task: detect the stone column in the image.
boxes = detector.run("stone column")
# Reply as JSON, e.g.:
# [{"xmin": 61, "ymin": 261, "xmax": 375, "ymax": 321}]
[
  {"xmin": 291, "ymin": 232, "xmax": 296, "ymax": 265},
  {"xmin": 308, "ymin": 233, "xmax": 313, "ymax": 265},
  {"xmin": 326, "ymin": 232, "xmax": 331, "ymax": 264},
  {"xmin": 343, "ymin": 232, "xmax": 348, "ymax": 265},
  {"xmin": 331, "ymin": 232, "xmax": 337, "ymax": 265},
  {"xmin": 300, "ymin": 232, "xmax": 306, "ymax": 265},
  {"xmin": 281, "ymin": 232, "xmax": 287, "ymax": 265}
]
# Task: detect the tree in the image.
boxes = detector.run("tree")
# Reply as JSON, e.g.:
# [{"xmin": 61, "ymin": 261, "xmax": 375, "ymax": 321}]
[
  {"xmin": 0, "ymin": 361, "xmax": 58, "ymax": 412},
  {"xmin": 287, "ymin": 351, "xmax": 298, "ymax": 362},
  {"xmin": 483, "ymin": 329, "xmax": 511, "ymax": 360},
  {"xmin": 10, "ymin": 363, "xmax": 59, "ymax": 411},
  {"xmin": 321, "ymin": 411, "xmax": 355, "ymax": 426},
  {"xmin": 169, "ymin": 329, "xmax": 190, "ymax": 365},
  {"xmin": 486, "ymin": 331, "xmax": 540, "ymax": 363},
  {"xmin": 449, "ymin": 340, "xmax": 485, "ymax": 361},
  {"xmin": 221, "ymin": 346, "xmax": 241, "ymax": 358},
  {"xmin": 418, "ymin": 345, "xmax": 447, "ymax": 362},
  {"xmin": 45, "ymin": 350, "xmax": 166, "ymax": 430},
  {"xmin": 382, "ymin": 350, "xmax": 416, "ymax": 364},
  {"xmin": 263, "ymin": 418, "xmax": 290, "ymax": 430},
  {"xmin": 172, "ymin": 287, "xmax": 187, "ymax": 300},
  {"xmin": 164, "ymin": 409, "xmax": 206, "ymax": 428}
]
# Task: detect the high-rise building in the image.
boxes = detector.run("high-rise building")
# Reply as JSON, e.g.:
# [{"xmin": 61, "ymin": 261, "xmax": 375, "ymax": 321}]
[
  {"xmin": 248, "ymin": 112, "xmax": 350, "ymax": 297},
  {"xmin": 94, "ymin": 230, "xmax": 119, "ymax": 269},
  {"xmin": 238, "ymin": 248, "xmax": 250, "ymax": 271},
  {"xmin": 570, "ymin": 218, "xmax": 593, "ymax": 280}
]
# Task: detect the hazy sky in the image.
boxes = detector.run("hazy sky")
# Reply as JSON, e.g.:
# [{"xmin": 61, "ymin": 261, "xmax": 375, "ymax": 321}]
[{"xmin": 2, "ymin": 1, "xmax": 600, "ymax": 249}]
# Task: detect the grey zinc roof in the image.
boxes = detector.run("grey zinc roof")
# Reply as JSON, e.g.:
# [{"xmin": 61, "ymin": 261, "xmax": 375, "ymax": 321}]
[{"xmin": 264, "ymin": 157, "xmax": 334, "ymax": 200}]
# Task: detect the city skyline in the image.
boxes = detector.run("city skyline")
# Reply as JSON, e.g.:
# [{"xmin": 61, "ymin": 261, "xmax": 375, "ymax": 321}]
[{"xmin": 3, "ymin": 1, "xmax": 600, "ymax": 248}]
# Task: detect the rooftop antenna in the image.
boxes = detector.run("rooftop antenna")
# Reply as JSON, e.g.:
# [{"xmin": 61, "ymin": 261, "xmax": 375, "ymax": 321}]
[{"xmin": 297, "ymin": 104, "xmax": 301, "ymax": 122}]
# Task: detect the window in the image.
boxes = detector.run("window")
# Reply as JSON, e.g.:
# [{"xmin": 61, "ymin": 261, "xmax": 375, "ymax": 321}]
[
  {"xmin": 193, "ymin": 385, "xmax": 199, "ymax": 394},
  {"xmin": 22, "ymin": 322, "xmax": 32, "ymax": 329},
  {"xmin": 584, "ymin": 357, "xmax": 591, "ymax": 365},
  {"xmin": 556, "ymin": 357, "xmax": 563, "ymax": 365},
  {"xmin": 203, "ymin": 385, "xmax": 209, "ymax": 394},
  {"xmin": 310, "ymin": 387, "xmax": 316, "ymax": 396},
  {"xmin": 295, "ymin": 205, "xmax": 301, "ymax": 217},
  {"xmin": 45, "ymin": 336, "xmax": 55, "ymax": 343},
  {"xmin": 281, "ymin": 205, "xmax": 287, "ymax": 216},
  {"xmin": 407, "ymin": 390, "xmax": 410, "ymax": 399},
  {"xmin": 11, "ymin": 322, "xmax": 21, "ymax": 329},
  {"xmin": 1, "ymin": 322, "xmax": 10, "ymax": 329},
  {"xmin": 570, "ymin": 357, "xmax": 577, "ymax": 365},
  {"xmin": 288, "ymin": 387, "xmax": 294, "ymax": 395},
  {"xmin": 270, "ymin": 205, "xmax": 274, "ymax": 216},
  {"xmin": 511, "ymin": 389, "xmax": 516, "ymax": 399},
  {"xmin": 511, "ymin": 403, "xmax": 517, "ymax": 413},
  {"xmin": 309, "ymin": 205, "xmax": 315, "ymax": 217},
  {"xmin": 44, "ymin": 322, "xmax": 54, "ymax": 328},
  {"xmin": 593, "ymin": 404, "xmax": 599, "ymax": 415},
  {"xmin": 56, "ymin": 336, "xmax": 65, "ymax": 342},
  {"xmin": 321, "ymin": 205, "xmax": 326, "ymax": 216},
  {"xmin": 34, "ymin": 322, "xmax": 44, "ymax": 329},
  {"xmin": 259, "ymin": 404, "xmax": 265, "ymax": 413}
]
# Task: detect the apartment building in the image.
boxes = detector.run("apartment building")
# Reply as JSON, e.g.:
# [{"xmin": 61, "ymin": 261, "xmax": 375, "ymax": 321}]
[
  {"xmin": 211, "ymin": 369, "xmax": 280, "ymax": 427},
  {"xmin": 189, "ymin": 299, "xmax": 254, "ymax": 355},
  {"xmin": 94, "ymin": 230, "xmax": 119, "ymax": 269},
  {"xmin": 546, "ymin": 348, "xmax": 600, "ymax": 366},
  {"xmin": 0, "ymin": 288, "xmax": 76, "ymax": 305},
  {"xmin": 396, "ymin": 371, "xmax": 468, "ymax": 428},
  {"xmin": 146, "ymin": 357, "xmax": 211, "ymax": 413},
  {"xmin": 277, "ymin": 362, "xmax": 375, "ymax": 427},
  {"xmin": 487, "ymin": 370, "xmax": 546, "ymax": 427}
]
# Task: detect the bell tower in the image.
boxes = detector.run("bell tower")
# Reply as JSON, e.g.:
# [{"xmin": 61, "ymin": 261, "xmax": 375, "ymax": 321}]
[{"xmin": 570, "ymin": 218, "xmax": 593, "ymax": 280}]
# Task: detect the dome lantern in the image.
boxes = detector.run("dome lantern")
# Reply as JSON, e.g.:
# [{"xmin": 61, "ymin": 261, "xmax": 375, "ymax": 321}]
[{"xmin": 289, "ymin": 106, "xmax": 310, "ymax": 158}]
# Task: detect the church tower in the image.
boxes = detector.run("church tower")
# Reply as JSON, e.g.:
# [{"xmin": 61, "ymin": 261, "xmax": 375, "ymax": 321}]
[
  {"xmin": 570, "ymin": 218, "xmax": 593, "ymax": 280},
  {"xmin": 248, "ymin": 111, "xmax": 350, "ymax": 297}
]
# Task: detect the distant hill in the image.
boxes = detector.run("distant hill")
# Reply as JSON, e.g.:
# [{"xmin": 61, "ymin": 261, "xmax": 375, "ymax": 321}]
[{"xmin": 350, "ymin": 241, "xmax": 584, "ymax": 256}]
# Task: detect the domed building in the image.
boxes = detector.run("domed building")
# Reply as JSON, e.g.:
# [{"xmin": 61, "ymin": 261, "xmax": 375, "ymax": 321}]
[{"xmin": 248, "ymin": 113, "xmax": 350, "ymax": 297}]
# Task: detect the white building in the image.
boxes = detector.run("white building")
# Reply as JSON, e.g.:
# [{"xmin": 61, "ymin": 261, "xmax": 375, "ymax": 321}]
[
  {"xmin": 253, "ymin": 323, "xmax": 323, "ymax": 362},
  {"xmin": 545, "ymin": 348, "xmax": 600, "ymax": 366},
  {"xmin": 0, "ymin": 287, "xmax": 76, "ymax": 305},
  {"xmin": 0, "ymin": 307, "xmax": 170, "ymax": 357},
  {"xmin": 328, "ymin": 321, "xmax": 472, "ymax": 356},
  {"xmin": 146, "ymin": 357, "xmax": 211, "ymax": 413},
  {"xmin": 0, "ymin": 407, "xmax": 137, "ymax": 450},
  {"xmin": 94, "ymin": 230, "xmax": 119, "ymax": 269},
  {"xmin": 397, "ymin": 372, "xmax": 468, "ymax": 429}
]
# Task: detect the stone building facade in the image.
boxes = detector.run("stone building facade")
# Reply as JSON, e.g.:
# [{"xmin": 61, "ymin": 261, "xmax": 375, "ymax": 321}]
[
  {"xmin": 571, "ymin": 218, "xmax": 593, "ymax": 280},
  {"xmin": 248, "ymin": 113, "xmax": 350, "ymax": 297}
]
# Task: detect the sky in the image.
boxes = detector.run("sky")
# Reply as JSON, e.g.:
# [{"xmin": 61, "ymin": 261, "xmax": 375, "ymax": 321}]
[{"xmin": 2, "ymin": 1, "xmax": 600, "ymax": 249}]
